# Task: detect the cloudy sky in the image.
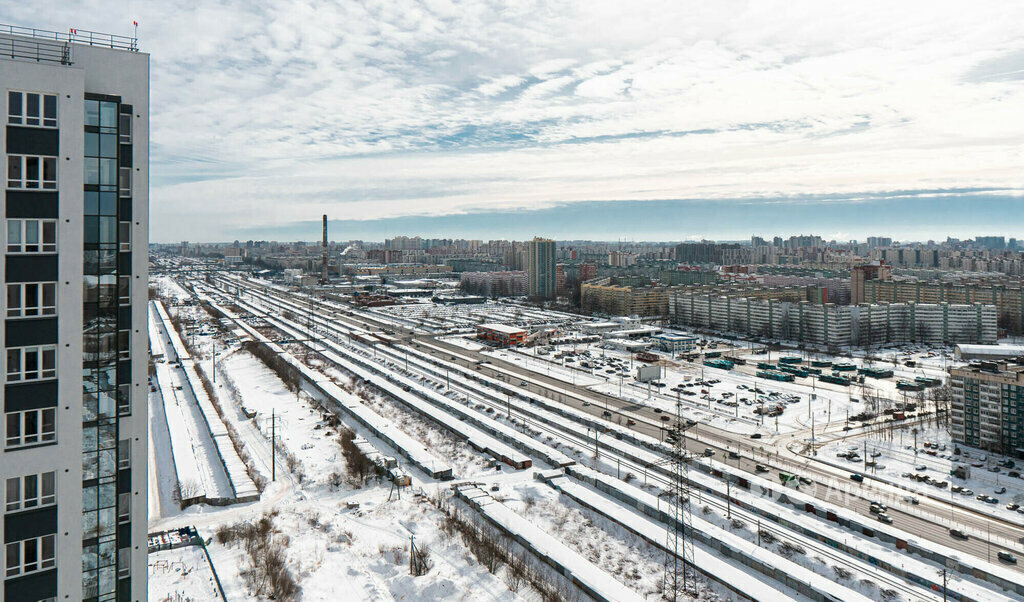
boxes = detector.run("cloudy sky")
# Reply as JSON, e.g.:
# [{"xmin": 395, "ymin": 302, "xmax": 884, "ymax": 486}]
[{"xmin": 9, "ymin": 1, "xmax": 1024, "ymax": 242}]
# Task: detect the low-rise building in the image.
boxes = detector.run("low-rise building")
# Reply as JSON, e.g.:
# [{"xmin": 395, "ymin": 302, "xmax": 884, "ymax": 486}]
[
  {"xmin": 476, "ymin": 323, "xmax": 528, "ymax": 346},
  {"xmin": 651, "ymin": 333, "xmax": 699, "ymax": 353}
]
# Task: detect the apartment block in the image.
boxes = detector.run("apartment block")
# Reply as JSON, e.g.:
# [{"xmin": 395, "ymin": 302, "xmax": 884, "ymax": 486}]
[
  {"xmin": 1, "ymin": 26, "xmax": 149, "ymax": 602},
  {"xmin": 950, "ymin": 361, "xmax": 1024, "ymax": 457},
  {"xmin": 670, "ymin": 288, "xmax": 995, "ymax": 348},
  {"xmin": 581, "ymin": 277, "xmax": 669, "ymax": 318}
]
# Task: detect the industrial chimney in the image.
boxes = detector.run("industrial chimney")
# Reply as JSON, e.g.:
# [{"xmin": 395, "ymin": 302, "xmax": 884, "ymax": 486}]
[{"xmin": 320, "ymin": 214, "xmax": 328, "ymax": 284}]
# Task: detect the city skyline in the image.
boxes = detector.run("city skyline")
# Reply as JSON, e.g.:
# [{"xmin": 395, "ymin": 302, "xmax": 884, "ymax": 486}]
[{"xmin": 5, "ymin": 2, "xmax": 1024, "ymax": 242}]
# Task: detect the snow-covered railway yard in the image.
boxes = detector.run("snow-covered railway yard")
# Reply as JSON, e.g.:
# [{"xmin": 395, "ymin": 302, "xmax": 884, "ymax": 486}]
[{"xmin": 146, "ymin": 267, "xmax": 1024, "ymax": 601}]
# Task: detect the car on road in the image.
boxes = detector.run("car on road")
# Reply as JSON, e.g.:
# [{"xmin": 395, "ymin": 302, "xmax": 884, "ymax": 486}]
[
  {"xmin": 519, "ymin": 381, "xmax": 527, "ymax": 386},
  {"xmin": 582, "ymin": 401, "xmax": 590, "ymax": 406},
  {"xmin": 997, "ymin": 551, "xmax": 1017, "ymax": 564},
  {"xmin": 903, "ymin": 495, "xmax": 919, "ymax": 505},
  {"xmin": 703, "ymin": 448, "xmax": 715, "ymax": 457},
  {"xmin": 915, "ymin": 465, "xmax": 927, "ymax": 471},
  {"xmin": 849, "ymin": 473, "xmax": 864, "ymax": 482},
  {"xmin": 755, "ymin": 464, "xmax": 769, "ymax": 473},
  {"xmin": 626, "ymin": 419, "xmax": 636, "ymax": 426},
  {"xmin": 749, "ymin": 433, "xmax": 763, "ymax": 439},
  {"xmin": 876, "ymin": 513, "xmax": 893, "ymax": 524},
  {"xmin": 728, "ymin": 451, "xmax": 740, "ymax": 459},
  {"xmin": 949, "ymin": 529, "xmax": 969, "ymax": 540},
  {"xmin": 602, "ymin": 410, "xmax": 612, "ymax": 417}
]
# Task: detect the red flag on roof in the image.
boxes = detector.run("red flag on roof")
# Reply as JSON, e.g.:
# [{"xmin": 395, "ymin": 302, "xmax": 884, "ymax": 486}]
[{"xmin": 133, "ymin": 21, "xmax": 138, "ymax": 26}]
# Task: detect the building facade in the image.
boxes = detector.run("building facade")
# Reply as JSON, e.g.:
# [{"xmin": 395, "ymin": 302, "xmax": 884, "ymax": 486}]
[
  {"xmin": 950, "ymin": 361, "xmax": 1024, "ymax": 457},
  {"xmin": 1, "ymin": 27, "xmax": 149, "ymax": 602},
  {"xmin": 581, "ymin": 277, "xmax": 669, "ymax": 318},
  {"xmin": 528, "ymin": 237, "xmax": 556, "ymax": 299},
  {"xmin": 862, "ymin": 279, "xmax": 1024, "ymax": 334},
  {"xmin": 670, "ymin": 288, "xmax": 996, "ymax": 348}
]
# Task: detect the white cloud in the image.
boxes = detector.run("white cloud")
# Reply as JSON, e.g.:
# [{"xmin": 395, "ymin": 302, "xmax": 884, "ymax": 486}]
[{"xmin": 7, "ymin": 0, "xmax": 1024, "ymax": 241}]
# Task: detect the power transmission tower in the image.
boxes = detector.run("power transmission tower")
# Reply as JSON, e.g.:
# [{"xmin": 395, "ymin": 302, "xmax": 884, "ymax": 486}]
[{"xmin": 663, "ymin": 399, "xmax": 697, "ymax": 600}]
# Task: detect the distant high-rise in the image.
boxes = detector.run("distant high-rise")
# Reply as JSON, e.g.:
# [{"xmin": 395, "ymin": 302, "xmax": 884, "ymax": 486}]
[
  {"xmin": 1, "ymin": 25, "xmax": 149, "ymax": 602},
  {"xmin": 866, "ymin": 236, "xmax": 893, "ymax": 248},
  {"xmin": 850, "ymin": 261, "xmax": 892, "ymax": 304},
  {"xmin": 528, "ymin": 237, "xmax": 556, "ymax": 298}
]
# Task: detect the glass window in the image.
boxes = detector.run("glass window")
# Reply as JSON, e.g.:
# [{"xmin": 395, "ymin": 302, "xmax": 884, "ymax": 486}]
[
  {"xmin": 6, "ymin": 541, "xmax": 19, "ymax": 577},
  {"xmin": 100, "ymin": 134, "xmax": 116, "ymax": 158},
  {"xmin": 119, "ymin": 167, "xmax": 131, "ymax": 198},
  {"xmin": 8, "ymin": 91, "xmax": 22, "ymax": 124},
  {"xmin": 119, "ymin": 113, "xmax": 131, "ymax": 143},
  {"xmin": 99, "ymin": 217, "xmax": 117, "ymax": 245},
  {"xmin": 7, "ymin": 156, "xmax": 21, "ymax": 188},
  {"xmin": 99, "ymin": 158, "xmax": 117, "ymax": 187},
  {"xmin": 85, "ymin": 132, "xmax": 99, "ymax": 157},
  {"xmin": 25, "ymin": 93, "xmax": 39, "ymax": 126},
  {"xmin": 85, "ymin": 158, "xmax": 99, "ymax": 185},
  {"xmin": 100, "ymin": 102, "xmax": 117, "ymax": 129},
  {"xmin": 5, "ymin": 478, "xmax": 19, "ymax": 512},
  {"xmin": 85, "ymin": 100, "xmax": 100, "ymax": 127},
  {"xmin": 42, "ymin": 221, "xmax": 55, "ymax": 252},
  {"xmin": 42, "ymin": 95, "xmax": 56, "ymax": 127},
  {"xmin": 42, "ymin": 157, "xmax": 56, "ymax": 189},
  {"xmin": 7, "ymin": 220, "xmax": 21, "ymax": 250}
]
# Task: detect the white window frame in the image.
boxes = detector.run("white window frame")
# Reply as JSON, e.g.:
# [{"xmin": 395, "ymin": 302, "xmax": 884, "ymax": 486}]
[
  {"xmin": 4, "ymin": 534, "xmax": 56, "ymax": 578},
  {"xmin": 7, "ymin": 91, "xmax": 57, "ymax": 128},
  {"xmin": 5, "ymin": 408, "xmax": 56, "ymax": 449},
  {"xmin": 7, "ymin": 219, "xmax": 57, "ymax": 254},
  {"xmin": 6, "ymin": 345, "xmax": 57, "ymax": 382},
  {"xmin": 6, "ymin": 282, "xmax": 57, "ymax": 318},
  {"xmin": 6, "ymin": 155, "xmax": 57, "ymax": 190},
  {"xmin": 5, "ymin": 472, "xmax": 56, "ymax": 512}
]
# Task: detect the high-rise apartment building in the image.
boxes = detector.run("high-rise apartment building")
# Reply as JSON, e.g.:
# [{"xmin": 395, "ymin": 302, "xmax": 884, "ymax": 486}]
[
  {"xmin": 950, "ymin": 361, "xmax": 1024, "ymax": 456},
  {"xmin": 527, "ymin": 237, "xmax": 556, "ymax": 298},
  {"xmin": 850, "ymin": 261, "xmax": 892, "ymax": 304},
  {"xmin": 1, "ymin": 25, "xmax": 149, "ymax": 602}
]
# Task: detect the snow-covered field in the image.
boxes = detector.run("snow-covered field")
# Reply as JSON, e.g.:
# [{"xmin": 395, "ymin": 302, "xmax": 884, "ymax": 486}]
[{"xmin": 149, "ymin": 544, "xmax": 223, "ymax": 602}]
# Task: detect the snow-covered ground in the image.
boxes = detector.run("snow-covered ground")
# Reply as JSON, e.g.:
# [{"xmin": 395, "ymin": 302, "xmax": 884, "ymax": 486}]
[
  {"xmin": 818, "ymin": 424, "xmax": 1024, "ymax": 525},
  {"xmin": 149, "ymin": 544, "xmax": 223, "ymax": 602}
]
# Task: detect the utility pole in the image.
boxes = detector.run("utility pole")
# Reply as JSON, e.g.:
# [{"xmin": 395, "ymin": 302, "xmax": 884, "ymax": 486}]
[{"xmin": 211, "ymin": 340, "xmax": 216, "ymax": 383}]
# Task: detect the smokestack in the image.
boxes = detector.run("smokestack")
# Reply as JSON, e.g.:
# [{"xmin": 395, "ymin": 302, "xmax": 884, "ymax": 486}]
[{"xmin": 321, "ymin": 214, "xmax": 328, "ymax": 284}]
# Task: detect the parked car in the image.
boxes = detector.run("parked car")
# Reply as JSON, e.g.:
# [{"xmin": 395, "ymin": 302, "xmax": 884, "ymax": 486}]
[
  {"xmin": 1006, "ymin": 503, "xmax": 1020, "ymax": 511},
  {"xmin": 915, "ymin": 465, "xmax": 927, "ymax": 471}
]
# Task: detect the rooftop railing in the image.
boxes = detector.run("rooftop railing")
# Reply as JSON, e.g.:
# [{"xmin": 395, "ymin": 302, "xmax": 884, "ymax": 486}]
[{"xmin": 0, "ymin": 23, "xmax": 138, "ymax": 65}]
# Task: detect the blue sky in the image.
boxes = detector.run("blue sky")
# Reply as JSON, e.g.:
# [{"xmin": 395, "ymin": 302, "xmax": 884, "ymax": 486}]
[{"xmin": 7, "ymin": 1, "xmax": 1024, "ymax": 242}]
